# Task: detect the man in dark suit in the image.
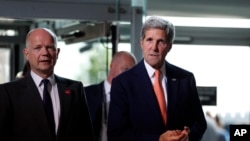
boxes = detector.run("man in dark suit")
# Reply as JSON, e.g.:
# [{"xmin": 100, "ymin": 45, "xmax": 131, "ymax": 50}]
[
  {"xmin": 107, "ymin": 16, "xmax": 207, "ymax": 141},
  {"xmin": 85, "ymin": 51, "xmax": 137, "ymax": 141},
  {"xmin": 0, "ymin": 28, "xmax": 95, "ymax": 141}
]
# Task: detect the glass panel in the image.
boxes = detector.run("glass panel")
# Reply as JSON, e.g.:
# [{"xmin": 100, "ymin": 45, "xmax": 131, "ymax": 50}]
[
  {"xmin": 167, "ymin": 44, "xmax": 250, "ymax": 125},
  {"xmin": 0, "ymin": 47, "xmax": 11, "ymax": 84},
  {"xmin": 54, "ymin": 41, "xmax": 112, "ymax": 86}
]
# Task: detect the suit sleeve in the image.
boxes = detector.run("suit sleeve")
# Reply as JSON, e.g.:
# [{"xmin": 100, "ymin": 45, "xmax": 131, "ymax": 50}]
[
  {"xmin": 188, "ymin": 75, "xmax": 207, "ymax": 141},
  {"xmin": 0, "ymin": 84, "xmax": 11, "ymax": 141},
  {"xmin": 80, "ymin": 83, "xmax": 96, "ymax": 141},
  {"xmin": 107, "ymin": 77, "xmax": 135, "ymax": 141}
]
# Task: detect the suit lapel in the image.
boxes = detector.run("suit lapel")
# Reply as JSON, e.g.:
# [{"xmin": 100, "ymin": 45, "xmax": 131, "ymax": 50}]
[
  {"xmin": 20, "ymin": 74, "xmax": 53, "ymax": 131},
  {"xmin": 98, "ymin": 82, "xmax": 105, "ymax": 106},
  {"xmin": 54, "ymin": 76, "xmax": 72, "ymax": 131},
  {"xmin": 165, "ymin": 62, "xmax": 179, "ymax": 126},
  {"xmin": 136, "ymin": 61, "xmax": 164, "ymax": 125},
  {"xmin": 23, "ymin": 74, "xmax": 47, "ymax": 114}
]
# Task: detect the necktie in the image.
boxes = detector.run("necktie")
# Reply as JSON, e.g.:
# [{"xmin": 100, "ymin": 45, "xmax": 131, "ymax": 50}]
[
  {"xmin": 103, "ymin": 93, "xmax": 108, "ymax": 124},
  {"xmin": 42, "ymin": 79, "xmax": 55, "ymax": 135},
  {"xmin": 153, "ymin": 70, "xmax": 167, "ymax": 124}
]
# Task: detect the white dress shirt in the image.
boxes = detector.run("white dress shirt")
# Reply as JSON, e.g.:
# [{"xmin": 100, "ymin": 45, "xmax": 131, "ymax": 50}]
[
  {"xmin": 30, "ymin": 71, "xmax": 61, "ymax": 134},
  {"xmin": 143, "ymin": 60, "xmax": 168, "ymax": 109}
]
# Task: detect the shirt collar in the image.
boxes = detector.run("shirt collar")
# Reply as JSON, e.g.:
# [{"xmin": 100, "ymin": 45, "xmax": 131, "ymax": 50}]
[
  {"xmin": 104, "ymin": 79, "xmax": 111, "ymax": 94},
  {"xmin": 30, "ymin": 70, "xmax": 55, "ymax": 87},
  {"xmin": 143, "ymin": 59, "xmax": 166, "ymax": 78}
]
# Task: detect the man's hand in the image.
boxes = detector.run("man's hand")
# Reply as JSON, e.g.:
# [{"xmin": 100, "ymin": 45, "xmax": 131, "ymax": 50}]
[{"xmin": 159, "ymin": 126, "xmax": 189, "ymax": 141}]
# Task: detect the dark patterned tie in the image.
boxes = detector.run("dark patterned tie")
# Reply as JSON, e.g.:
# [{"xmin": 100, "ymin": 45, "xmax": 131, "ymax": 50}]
[{"xmin": 42, "ymin": 79, "xmax": 55, "ymax": 136}]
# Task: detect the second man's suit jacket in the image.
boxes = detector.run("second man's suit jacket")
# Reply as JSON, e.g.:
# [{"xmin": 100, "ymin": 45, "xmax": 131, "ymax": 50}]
[
  {"xmin": 0, "ymin": 73, "xmax": 95, "ymax": 141},
  {"xmin": 108, "ymin": 60, "xmax": 207, "ymax": 141}
]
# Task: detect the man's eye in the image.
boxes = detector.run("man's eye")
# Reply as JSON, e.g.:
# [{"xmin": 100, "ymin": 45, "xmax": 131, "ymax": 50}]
[
  {"xmin": 158, "ymin": 40, "xmax": 167, "ymax": 46},
  {"xmin": 47, "ymin": 46, "xmax": 56, "ymax": 51},
  {"xmin": 145, "ymin": 37, "xmax": 153, "ymax": 41}
]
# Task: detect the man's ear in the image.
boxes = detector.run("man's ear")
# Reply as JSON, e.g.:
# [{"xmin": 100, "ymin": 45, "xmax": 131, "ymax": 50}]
[
  {"xmin": 23, "ymin": 48, "xmax": 28, "ymax": 60},
  {"xmin": 140, "ymin": 39, "xmax": 144, "ymax": 50},
  {"xmin": 56, "ymin": 48, "xmax": 60, "ymax": 59},
  {"xmin": 167, "ymin": 43, "xmax": 172, "ymax": 52}
]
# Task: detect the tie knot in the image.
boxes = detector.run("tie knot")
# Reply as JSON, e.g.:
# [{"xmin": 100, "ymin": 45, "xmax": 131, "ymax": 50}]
[
  {"xmin": 42, "ymin": 79, "xmax": 50, "ymax": 86},
  {"xmin": 154, "ymin": 70, "xmax": 161, "ymax": 79}
]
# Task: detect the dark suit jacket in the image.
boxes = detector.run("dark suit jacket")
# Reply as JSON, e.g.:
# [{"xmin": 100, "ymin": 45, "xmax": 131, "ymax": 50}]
[
  {"xmin": 0, "ymin": 73, "xmax": 95, "ymax": 141},
  {"xmin": 107, "ymin": 60, "xmax": 207, "ymax": 141},
  {"xmin": 84, "ymin": 82, "xmax": 104, "ymax": 141}
]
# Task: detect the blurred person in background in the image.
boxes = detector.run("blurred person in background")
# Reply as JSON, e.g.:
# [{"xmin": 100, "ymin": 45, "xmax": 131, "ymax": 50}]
[
  {"xmin": 85, "ymin": 51, "xmax": 137, "ymax": 141},
  {"xmin": 201, "ymin": 111, "xmax": 221, "ymax": 141},
  {"xmin": 215, "ymin": 114, "xmax": 229, "ymax": 141},
  {"xmin": 16, "ymin": 61, "xmax": 30, "ymax": 79},
  {"xmin": 201, "ymin": 111, "xmax": 228, "ymax": 141}
]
